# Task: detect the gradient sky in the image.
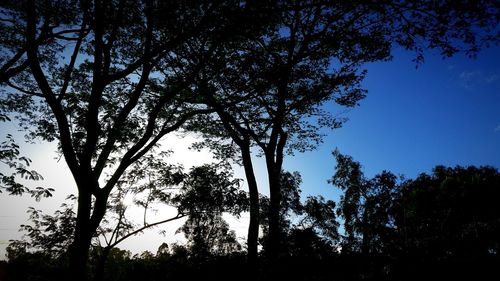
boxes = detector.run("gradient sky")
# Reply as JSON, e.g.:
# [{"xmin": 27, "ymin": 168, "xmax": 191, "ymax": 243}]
[
  {"xmin": 1, "ymin": 45, "xmax": 499, "ymax": 259},
  {"xmin": 286, "ymin": 45, "xmax": 500, "ymax": 200}
]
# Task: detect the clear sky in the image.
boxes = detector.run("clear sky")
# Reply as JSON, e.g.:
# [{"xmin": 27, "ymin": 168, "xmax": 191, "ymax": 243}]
[
  {"xmin": 285, "ymin": 45, "xmax": 500, "ymax": 201},
  {"xmin": 1, "ymin": 45, "xmax": 499, "ymax": 259}
]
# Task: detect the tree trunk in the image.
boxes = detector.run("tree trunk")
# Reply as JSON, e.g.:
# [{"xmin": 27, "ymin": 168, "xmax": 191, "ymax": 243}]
[
  {"xmin": 68, "ymin": 182, "xmax": 109, "ymax": 281},
  {"xmin": 241, "ymin": 145, "xmax": 259, "ymax": 266},
  {"xmin": 93, "ymin": 247, "xmax": 111, "ymax": 281},
  {"xmin": 263, "ymin": 130, "xmax": 286, "ymax": 261},
  {"xmin": 68, "ymin": 191, "xmax": 94, "ymax": 281},
  {"xmin": 265, "ymin": 155, "xmax": 282, "ymax": 261},
  {"xmin": 361, "ymin": 209, "xmax": 370, "ymax": 255}
]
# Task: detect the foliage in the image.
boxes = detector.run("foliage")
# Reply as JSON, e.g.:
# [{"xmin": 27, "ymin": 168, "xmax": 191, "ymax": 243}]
[
  {"xmin": 1, "ymin": 105, "xmax": 51, "ymax": 199},
  {"xmin": 259, "ymin": 171, "xmax": 339, "ymax": 258},
  {"xmin": 0, "ymin": 133, "xmax": 53, "ymax": 199},
  {"xmin": 0, "ymin": 1, "xmax": 276, "ymax": 278},
  {"xmin": 186, "ymin": 0, "xmax": 499, "ymax": 259},
  {"xmin": 331, "ymin": 150, "xmax": 500, "ymax": 261},
  {"xmin": 330, "ymin": 149, "xmax": 368, "ymax": 252},
  {"xmin": 171, "ymin": 164, "xmax": 247, "ymax": 258},
  {"xmin": 96, "ymin": 151, "xmax": 185, "ymax": 251},
  {"xmin": 1, "ymin": 0, "xmax": 499, "ymax": 279},
  {"xmin": 6, "ymin": 195, "xmax": 76, "ymax": 260},
  {"xmin": 0, "ymin": 0, "xmax": 80, "ymax": 83},
  {"xmin": 395, "ymin": 165, "xmax": 500, "ymax": 259},
  {"xmin": 6, "ymin": 162, "xmax": 249, "ymax": 279},
  {"xmin": 300, "ymin": 195, "xmax": 339, "ymax": 243},
  {"xmin": 5, "ymin": 158, "xmax": 500, "ymax": 280}
]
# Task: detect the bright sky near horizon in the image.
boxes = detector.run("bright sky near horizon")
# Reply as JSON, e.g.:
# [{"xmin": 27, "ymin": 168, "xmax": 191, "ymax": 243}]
[{"xmin": 1, "ymin": 45, "xmax": 499, "ymax": 260}]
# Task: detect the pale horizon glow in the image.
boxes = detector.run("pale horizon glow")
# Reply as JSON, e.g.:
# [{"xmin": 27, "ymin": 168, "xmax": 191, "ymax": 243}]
[{"xmin": 0, "ymin": 130, "xmax": 254, "ymax": 259}]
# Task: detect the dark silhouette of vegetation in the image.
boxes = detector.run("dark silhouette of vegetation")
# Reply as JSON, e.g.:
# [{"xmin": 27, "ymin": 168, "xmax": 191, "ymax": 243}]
[
  {"xmin": 1, "ymin": 1, "xmax": 274, "ymax": 279},
  {"xmin": 1, "ymin": 115, "xmax": 53, "ymax": 199},
  {"xmin": 183, "ymin": 0, "xmax": 499, "ymax": 263},
  {"xmin": 331, "ymin": 151, "xmax": 500, "ymax": 280},
  {"xmin": 0, "ymin": 132, "xmax": 53, "ymax": 199},
  {"xmin": 169, "ymin": 164, "xmax": 247, "ymax": 259},
  {"xmin": 5, "ymin": 162, "xmax": 500, "ymax": 280},
  {"xmin": 1, "ymin": 0, "xmax": 499, "ymax": 280},
  {"xmin": 5, "ymin": 162, "xmax": 250, "ymax": 280}
]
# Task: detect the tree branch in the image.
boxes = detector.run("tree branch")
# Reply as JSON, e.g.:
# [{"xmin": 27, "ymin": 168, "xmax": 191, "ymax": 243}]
[
  {"xmin": 25, "ymin": 0, "xmax": 80, "ymax": 178},
  {"xmin": 108, "ymin": 213, "xmax": 186, "ymax": 249},
  {"xmin": 5, "ymin": 80, "xmax": 44, "ymax": 97},
  {"xmin": 57, "ymin": 19, "xmax": 88, "ymax": 102}
]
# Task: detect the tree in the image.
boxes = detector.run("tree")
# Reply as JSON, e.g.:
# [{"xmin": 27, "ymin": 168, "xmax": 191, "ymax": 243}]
[
  {"xmin": 330, "ymin": 149, "xmax": 401, "ymax": 254},
  {"xmin": 331, "ymin": 150, "xmax": 500, "ymax": 268},
  {"xmin": 1, "ymin": 106, "xmax": 51, "ymax": 199},
  {"xmin": 170, "ymin": 164, "xmax": 247, "ymax": 259},
  {"xmin": 3, "ymin": 1, "xmax": 499, "ymax": 275},
  {"xmin": 7, "ymin": 161, "xmax": 244, "ymax": 281},
  {"xmin": 0, "ymin": 1, "xmax": 274, "ymax": 279},
  {"xmin": 6, "ymin": 195, "xmax": 77, "ymax": 281},
  {"xmin": 190, "ymin": 0, "xmax": 499, "ymax": 260},
  {"xmin": 259, "ymin": 171, "xmax": 339, "ymax": 258},
  {"xmin": 7, "ymin": 195, "xmax": 77, "ymax": 260},
  {"xmin": 0, "ymin": 0, "xmax": 81, "ymax": 83},
  {"xmin": 286, "ymin": 195, "xmax": 339, "ymax": 260},
  {"xmin": 299, "ymin": 195, "xmax": 339, "ymax": 245},
  {"xmin": 91, "ymin": 152, "xmax": 186, "ymax": 281},
  {"xmin": 330, "ymin": 150, "xmax": 367, "ymax": 253},
  {"xmin": 394, "ymin": 165, "xmax": 500, "ymax": 259},
  {"xmin": 186, "ymin": 107, "xmax": 263, "ymax": 263}
]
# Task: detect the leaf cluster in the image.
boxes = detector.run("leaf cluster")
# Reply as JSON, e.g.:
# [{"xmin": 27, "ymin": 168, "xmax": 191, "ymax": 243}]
[
  {"xmin": 0, "ymin": 133, "xmax": 53, "ymax": 200},
  {"xmin": 7, "ymin": 195, "xmax": 77, "ymax": 260}
]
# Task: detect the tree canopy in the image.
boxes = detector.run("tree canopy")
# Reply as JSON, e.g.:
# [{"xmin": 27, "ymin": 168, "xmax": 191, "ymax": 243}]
[{"xmin": 1, "ymin": 1, "xmax": 499, "ymax": 280}]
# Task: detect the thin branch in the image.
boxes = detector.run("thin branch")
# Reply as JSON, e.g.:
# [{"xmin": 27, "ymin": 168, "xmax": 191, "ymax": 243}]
[
  {"xmin": 57, "ymin": 19, "xmax": 88, "ymax": 102},
  {"xmin": 25, "ymin": 0, "xmax": 80, "ymax": 176},
  {"xmin": 109, "ymin": 213, "xmax": 186, "ymax": 249},
  {"xmin": 129, "ymin": 108, "xmax": 214, "ymax": 164},
  {"xmin": 5, "ymin": 81, "xmax": 44, "ymax": 97}
]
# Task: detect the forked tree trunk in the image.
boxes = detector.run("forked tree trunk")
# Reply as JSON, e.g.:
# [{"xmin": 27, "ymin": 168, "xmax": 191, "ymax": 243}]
[
  {"xmin": 68, "ymin": 181, "xmax": 109, "ymax": 281},
  {"xmin": 263, "ymin": 131, "xmax": 286, "ymax": 261}
]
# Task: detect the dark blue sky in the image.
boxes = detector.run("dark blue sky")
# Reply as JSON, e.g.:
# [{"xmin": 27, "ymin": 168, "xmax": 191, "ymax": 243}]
[{"xmin": 287, "ymin": 45, "xmax": 500, "ymax": 199}]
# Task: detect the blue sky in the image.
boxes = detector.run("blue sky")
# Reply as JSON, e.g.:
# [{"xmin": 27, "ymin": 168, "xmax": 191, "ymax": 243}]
[
  {"xmin": 286, "ymin": 45, "xmax": 500, "ymax": 200},
  {"xmin": 1, "ymin": 44, "xmax": 499, "ymax": 259}
]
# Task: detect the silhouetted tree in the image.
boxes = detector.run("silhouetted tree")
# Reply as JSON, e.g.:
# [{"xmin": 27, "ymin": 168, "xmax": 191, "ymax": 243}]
[
  {"xmin": 259, "ymin": 171, "xmax": 339, "ymax": 259},
  {"xmin": 7, "ymin": 162, "xmax": 246, "ymax": 281},
  {"xmin": 0, "ymin": 1, "xmax": 275, "ymax": 279},
  {"xmin": 91, "ymin": 152, "xmax": 186, "ymax": 281},
  {"xmin": 331, "ymin": 150, "xmax": 500, "ymax": 279},
  {"xmin": 282, "ymin": 195, "xmax": 339, "ymax": 260},
  {"xmin": 1, "ymin": 106, "xmax": 51, "ymax": 198},
  {"xmin": 394, "ymin": 165, "xmax": 500, "ymax": 259},
  {"xmin": 7, "ymin": 196, "xmax": 76, "ymax": 260},
  {"xmin": 258, "ymin": 171, "xmax": 302, "ymax": 254},
  {"xmin": 189, "ymin": 0, "xmax": 499, "ymax": 261},
  {"xmin": 300, "ymin": 195, "xmax": 339, "ymax": 244},
  {"xmin": 187, "ymin": 110, "xmax": 263, "ymax": 265},
  {"xmin": 170, "ymin": 164, "xmax": 247, "ymax": 259},
  {"xmin": 0, "ymin": 0, "xmax": 82, "ymax": 83},
  {"xmin": 5, "ymin": 196, "xmax": 77, "ymax": 281},
  {"xmin": 2, "ymin": 1, "xmax": 499, "ymax": 277},
  {"xmin": 330, "ymin": 150, "xmax": 368, "ymax": 253},
  {"xmin": 331, "ymin": 150, "xmax": 404, "ymax": 255}
]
